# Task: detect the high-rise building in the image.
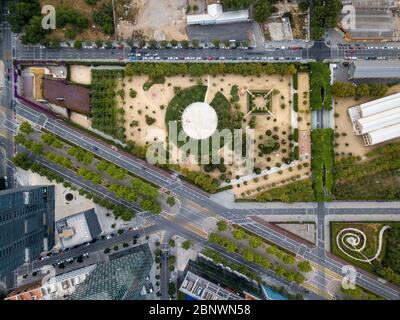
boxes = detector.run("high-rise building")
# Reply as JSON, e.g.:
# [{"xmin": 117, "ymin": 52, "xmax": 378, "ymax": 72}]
[
  {"xmin": 68, "ymin": 245, "xmax": 153, "ymax": 300},
  {"xmin": 0, "ymin": 186, "xmax": 55, "ymax": 282}
]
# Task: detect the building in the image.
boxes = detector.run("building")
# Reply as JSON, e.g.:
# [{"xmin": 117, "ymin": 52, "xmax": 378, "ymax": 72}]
[
  {"xmin": 68, "ymin": 245, "xmax": 153, "ymax": 300},
  {"xmin": 348, "ymin": 61, "xmax": 400, "ymax": 80},
  {"xmin": 340, "ymin": 0, "xmax": 399, "ymax": 40},
  {"xmin": 187, "ymin": 3, "xmax": 250, "ymax": 25},
  {"xmin": 5, "ymin": 265, "xmax": 96, "ymax": 300},
  {"xmin": 56, "ymin": 209, "xmax": 102, "ymax": 249},
  {"xmin": 348, "ymin": 92, "xmax": 400, "ymax": 145},
  {"xmin": 179, "ymin": 254, "xmax": 263, "ymax": 300},
  {"xmin": 42, "ymin": 76, "xmax": 91, "ymax": 115},
  {"xmin": 342, "ymin": 0, "xmax": 399, "ymax": 8},
  {"xmin": 0, "ymin": 186, "xmax": 55, "ymax": 282}
]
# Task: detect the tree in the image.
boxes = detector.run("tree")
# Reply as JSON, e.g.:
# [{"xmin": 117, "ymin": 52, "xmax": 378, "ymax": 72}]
[
  {"xmin": 171, "ymin": 39, "xmax": 178, "ymax": 47},
  {"xmin": 298, "ymin": 260, "xmax": 313, "ymax": 273},
  {"xmin": 74, "ymin": 40, "xmax": 83, "ymax": 50},
  {"xmin": 253, "ymin": 0, "xmax": 271, "ymax": 23},
  {"xmin": 168, "ymin": 282, "xmax": 176, "ymax": 296},
  {"xmin": 181, "ymin": 40, "xmax": 189, "ymax": 49},
  {"xmin": 283, "ymin": 254, "xmax": 295, "ymax": 265},
  {"xmin": 299, "ymin": 1, "xmax": 309, "ymax": 12},
  {"xmin": 332, "ymin": 82, "xmax": 356, "ymax": 97},
  {"xmin": 168, "ymin": 255, "xmax": 176, "ymax": 265},
  {"xmin": 92, "ymin": 3, "xmax": 114, "ymax": 35},
  {"xmin": 191, "ymin": 39, "xmax": 199, "ymax": 48},
  {"xmin": 8, "ymin": 1, "xmax": 41, "ymax": 33},
  {"xmin": 19, "ymin": 122, "xmax": 33, "ymax": 135},
  {"xmin": 105, "ymin": 40, "xmax": 113, "ymax": 49},
  {"xmin": 212, "ymin": 39, "xmax": 221, "ymax": 48},
  {"xmin": 148, "ymin": 39, "xmax": 158, "ymax": 49},
  {"xmin": 232, "ymin": 229, "xmax": 246, "ymax": 240},
  {"xmin": 129, "ymin": 89, "xmax": 137, "ymax": 98},
  {"xmin": 15, "ymin": 133, "xmax": 26, "ymax": 145},
  {"xmin": 249, "ymin": 236, "xmax": 262, "ymax": 248},
  {"xmin": 30, "ymin": 143, "xmax": 43, "ymax": 155},
  {"xmin": 168, "ymin": 239, "xmax": 176, "ymax": 247},
  {"xmin": 182, "ymin": 240, "xmax": 192, "ymax": 250},
  {"xmin": 166, "ymin": 196, "xmax": 176, "ymax": 207},
  {"xmin": 217, "ymin": 220, "xmax": 228, "ymax": 232}
]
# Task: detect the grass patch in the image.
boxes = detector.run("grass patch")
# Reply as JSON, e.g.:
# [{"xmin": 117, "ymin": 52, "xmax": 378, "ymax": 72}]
[
  {"xmin": 311, "ymin": 129, "xmax": 334, "ymax": 201},
  {"xmin": 309, "ymin": 62, "xmax": 331, "ymax": 110},
  {"xmin": 255, "ymin": 179, "xmax": 315, "ymax": 202},
  {"xmin": 143, "ymin": 76, "xmax": 165, "ymax": 91},
  {"xmin": 330, "ymin": 222, "xmax": 395, "ymax": 274}
]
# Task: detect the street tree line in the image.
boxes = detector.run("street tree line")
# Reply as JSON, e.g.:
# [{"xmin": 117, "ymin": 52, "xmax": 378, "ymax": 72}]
[{"xmin": 14, "ymin": 122, "xmax": 161, "ymax": 216}]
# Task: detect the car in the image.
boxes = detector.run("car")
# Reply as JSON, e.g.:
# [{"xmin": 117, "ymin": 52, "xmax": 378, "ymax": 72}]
[{"xmin": 92, "ymin": 146, "xmax": 98, "ymax": 151}]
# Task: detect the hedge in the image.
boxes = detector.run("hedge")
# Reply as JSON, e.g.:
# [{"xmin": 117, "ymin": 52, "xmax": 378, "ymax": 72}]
[{"xmin": 293, "ymin": 93, "xmax": 299, "ymax": 112}]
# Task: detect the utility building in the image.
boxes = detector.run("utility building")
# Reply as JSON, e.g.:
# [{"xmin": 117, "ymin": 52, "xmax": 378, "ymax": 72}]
[{"xmin": 187, "ymin": 4, "xmax": 250, "ymax": 25}]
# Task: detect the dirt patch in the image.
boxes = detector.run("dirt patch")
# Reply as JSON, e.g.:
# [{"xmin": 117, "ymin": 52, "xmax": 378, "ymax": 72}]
[
  {"xmin": 70, "ymin": 65, "xmax": 92, "ymax": 85},
  {"xmin": 116, "ymin": 0, "xmax": 188, "ymax": 40}
]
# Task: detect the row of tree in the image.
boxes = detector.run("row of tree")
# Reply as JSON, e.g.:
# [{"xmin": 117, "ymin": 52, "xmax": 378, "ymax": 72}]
[
  {"xmin": 256, "ymin": 179, "xmax": 315, "ymax": 202},
  {"xmin": 91, "ymin": 69, "xmax": 126, "ymax": 141},
  {"xmin": 125, "ymin": 62, "xmax": 297, "ymax": 79},
  {"xmin": 209, "ymin": 232, "xmax": 306, "ymax": 284},
  {"xmin": 309, "ymin": 0, "xmax": 342, "ymax": 40},
  {"xmin": 335, "ymin": 143, "xmax": 400, "ymax": 182},
  {"xmin": 332, "ymin": 82, "xmax": 389, "ymax": 97}
]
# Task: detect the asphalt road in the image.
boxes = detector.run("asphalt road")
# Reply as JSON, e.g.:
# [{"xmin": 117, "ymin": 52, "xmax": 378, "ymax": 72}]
[
  {"xmin": 14, "ymin": 102, "xmax": 400, "ymax": 300},
  {"xmin": 31, "ymin": 224, "xmax": 159, "ymax": 271},
  {"xmin": 160, "ymin": 244, "xmax": 170, "ymax": 300},
  {"xmin": 32, "ymin": 153, "xmax": 316, "ymax": 299},
  {"xmin": 14, "ymin": 37, "xmax": 400, "ymax": 63}
]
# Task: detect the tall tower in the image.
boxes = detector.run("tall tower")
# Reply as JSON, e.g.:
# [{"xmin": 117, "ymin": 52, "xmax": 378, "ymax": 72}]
[{"xmin": 0, "ymin": 186, "xmax": 55, "ymax": 283}]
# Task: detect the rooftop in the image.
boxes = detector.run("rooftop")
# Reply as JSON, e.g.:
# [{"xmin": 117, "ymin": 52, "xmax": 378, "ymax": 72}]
[
  {"xmin": 56, "ymin": 209, "xmax": 102, "ymax": 249},
  {"xmin": 43, "ymin": 76, "xmax": 91, "ymax": 115},
  {"xmin": 187, "ymin": 4, "xmax": 250, "ymax": 25},
  {"xmin": 349, "ymin": 60, "xmax": 400, "ymax": 79},
  {"xmin": 68, "ymin": 245, "xmax": 152, "ymax": 300}
]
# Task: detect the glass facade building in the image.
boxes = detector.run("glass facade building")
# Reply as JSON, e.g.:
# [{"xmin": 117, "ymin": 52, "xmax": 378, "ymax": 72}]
[
  {"xmin": 68, "ymin": 244, "xmax": 153, "ymax": 300},
  {"xmin": 0, "ymin": 186, "xmax": 55, "ymax": 280}
]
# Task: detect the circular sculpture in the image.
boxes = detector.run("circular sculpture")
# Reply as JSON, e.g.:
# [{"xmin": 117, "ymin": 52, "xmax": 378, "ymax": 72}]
[
  {"xmin": 181, "ymin": 102, "xmax": 218, "ymax": 140},
  {"xmin": 336, "ymin": 226, "xmax": 390, "ymax": 263}
]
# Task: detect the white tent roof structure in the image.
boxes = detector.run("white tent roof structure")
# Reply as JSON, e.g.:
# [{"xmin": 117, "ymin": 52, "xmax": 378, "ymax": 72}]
[
  {"xmin": 357, "ymin": 107, "xmax": 400, "ymax": 134},
  {"xmin": 348, "ymin": 92, "xmax": 400, "ymax": 145},
  {"xmin": 358, "ymin": 92, "xmax": 400, "ymax": 117},
  {"xmin": 366, "ymin": 123, "xmax": 400, "ymax": 145},
  {"xmin": 187, "ymin": 4, "xmax": 250, "ymax": 25}
]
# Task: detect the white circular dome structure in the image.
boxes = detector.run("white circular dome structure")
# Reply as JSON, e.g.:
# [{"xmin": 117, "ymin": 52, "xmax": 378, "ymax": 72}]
[{"xmin": 181, "ymin": 102, "xmax": 218, "ymax": 140}]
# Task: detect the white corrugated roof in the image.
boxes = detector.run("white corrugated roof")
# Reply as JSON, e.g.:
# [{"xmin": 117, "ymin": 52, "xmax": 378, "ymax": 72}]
[
  {"xmin": 359, "ymin": 91, "xmax": 400, "ymax": 117},
  {"xmin": 367, "ymin": 123, "xmax": 400, "ymax": 145},
  {"xmin": 187, "ymin": 4, "xmax": 249, "ymax": 25},
  {"xmin": 357, "ymin": 106, "xmax": 400, "ymax": 133},
  {"xmin": 350, "ymin": 61, "xmax": 400, "ymax": 79}
]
